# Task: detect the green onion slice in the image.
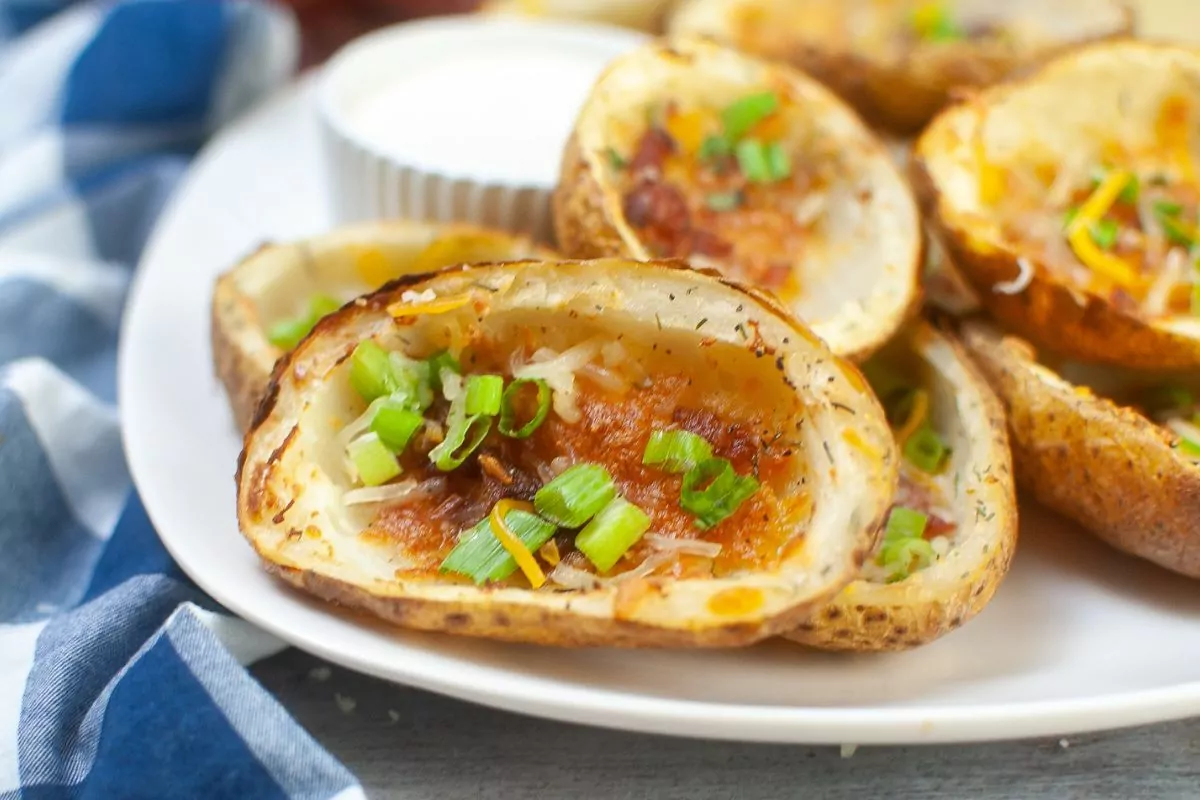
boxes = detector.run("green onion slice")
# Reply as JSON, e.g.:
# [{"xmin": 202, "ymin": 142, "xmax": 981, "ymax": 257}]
[
  {"xmin": 705, "ymin": 191, "xmax": 742, "ymax": 212},
  {"xmin": 464, "ymin": 374, "xmax": 504, "ymax": 417},
  {"xmin": 350, "ymin": 340, "xmax": 399, "ymax": 403},
  {"xmin": 765, "ymin": 141, "xmax": 792, "ymax": 181},
  {"xmin": 903, "ymin": 426, "xmax": 949, "ymax": 473},
  {"xmin": 440, "ymin": 510, "xmax": 557, "ymax": 584},
  {"xmin": 534, "ymin": 463, "xmax": 617, "ymax": 528},
  {"xmin": 574, "ymin": 496, "xmax": 652, "ymax": 573},
  {"xmin": 699, "ymin": 134, "xmax": 732, "ymax": 162},
  {"xmin": 426, "ymin": 350, "xmax": 460, "ymax": 393},
  {"xmin": 877, "ymin": 506, "xmax": 933, "ymax": 582},
  {"xmin": 1089, "ymin": 219, "xmax": 1119, "ymax": 250},
  {"xmin": 680, "ymin": 458, "xmax": 760, "ymax": 529},
  {"xmin": 370, "ymin": 400, "xmax": 423, "ymax": 454},
  {"xmin": 267, "ymin": 294, "xmax": 340, "ymax": 350},
  {"xmin": 348, "ymin": 433, "xmax": 401, "ymax": 487},
  {"xmin": 499, "ymin": 378, "xmax": 551, "ymax": 438},
  {"xmin": 428, "ymin": 395, "xmax": 492, "ymax": 471},
  {"xmin": 388, "ymin": 352, "xmax": 434, "ymax": 412},
  {"xmin": 642, "ymin": 429, "xmax": 713, "ymax": 473},
  {"xmin": 735, "ymin": 138, "xmax": 771, "ymax": 183},
  {"xmin": 606, "ymin": 147, "xmax": 628, "ymax": 171},
  {"xmin": 1180, "ymin": 437, "xmax": 1200, "ymax": 458},
  {"xmin": 721, "ymin": 92, "xmax": 779, "ymax": 141}
]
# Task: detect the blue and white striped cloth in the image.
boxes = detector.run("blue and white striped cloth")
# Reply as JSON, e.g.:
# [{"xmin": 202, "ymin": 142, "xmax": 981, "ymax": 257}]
[{"xmin": 0, "ymin": 2, "xmax": 363, "ymax": 796}]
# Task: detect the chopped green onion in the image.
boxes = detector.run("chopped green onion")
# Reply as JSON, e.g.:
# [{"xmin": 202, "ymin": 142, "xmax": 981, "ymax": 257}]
[
  {"xmin": 1162, "ymin": 216, "xmax": 1195, "ymax": 248},
  {"xmin": 903, "ymin": 426, "xmax": 949, "ymax": 473},
  {"xmin": 1154, "ymin": 199, "xmax": 1183, "ymax": 217},
  {"xmin": 370, "ymin": 400, "xmax": 423, "ymax": 453},
  {"xmin": 388, "ymin": 352, "xmax": 434, "ymax": 412},
  {"xmin": 348, "ymin": 433, "xmax": 401, "ymax": 486},
  {"xmin": 426, "ymin": 350, "xmax": 460, "ymax": 392},
  {"xmin": 877, "ymin": 506, "xmax": 933, "ymax": 582},
  {"xmin": 765, "ymin": 141, "xmax": 792, "ymax": 181},
  {"xmin": 699, "ymin": 134, "xmax": 732, "ymax": 162},
  {"xmin": 267, "ymin": 294, "xmax": 340, "ymax": 350},
  {"xmin": 534, "ymin": 463, "xmax": 616, "ymax": 528},
  {"xmin": 680, "ymin": 458, "xmax": 760, "ymax": 529},
  {"xmin": 606, "ymin": 147, "xmax": 628, "ymax": 170},
  {"xmin": 1089, "ymin": 218, "xmax": 1120, "ymax": 250},
  {"xmin": 574, "ymin": 497, "xmax": 652, "ymax": 573},
  {"xmin": 464, "ymin": 374, "xmax": 504, "ymax": 417},
  {"xmin": 267, "ymin": 316, "xmax": 316, "ymax": 351},
  {"xmin": 1063, "ymin": 206, "xmax": 1079, "ymax": 229},
  {"xmin": 705, "ymin": 191, "xmax": 742, "ymax": 211},
  {"xmin": 642, "ymin": 429, "xmax": 713, "ymax": 473},
  {"xmin": 499, "ymin": 378, "xmax": 551, "ymax": 438},
  {"xmin": 911, "ymin": 4, "xmax": 963, "ymax": 41},
  {"xmin": 721, "ymin": 92, "xmax": 779, "ymax": 141},
  {"xmin": 428, "ymin": 395, "xmax": 492, "ymax": 471},
  {"xmin": 736, "ymin": 138, "xmax": 771, "ymax": 183},
  {"xmin": 1180, "ymin": 437, "xmax": 1200, "ymax": 458},
  {"xmin": 439, "ymin": 510, "xmax": 557, "ymax": 584},
  {"xmin": 350, "ymin": 341, "xmax": 399, "ymax": 403}
]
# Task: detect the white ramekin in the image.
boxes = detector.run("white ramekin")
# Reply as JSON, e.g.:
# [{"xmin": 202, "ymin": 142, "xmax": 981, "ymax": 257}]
[{"xmin": 316, "ymin": 15, "xmax": 646, "ymax": 243}]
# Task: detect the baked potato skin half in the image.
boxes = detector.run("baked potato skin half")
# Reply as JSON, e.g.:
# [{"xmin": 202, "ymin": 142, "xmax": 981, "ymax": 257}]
[
  {"xmin": 914, "ymin": 40, "xmax": 1200, "ymax": 371},
  {"xmin": 668, "ymin": 0, "xmax": 1134, "ymax": 135},
  {"xmin": 912, "ymin": 144, "xmax": 1200, "ymax": 373},
  {"xmin": 960, "ymin": 320, "xmax": 1200, "ymax": 579},
  {"xmin": 211, "ymin": 221, "xmax": 553, "ymax": 432},
  {"xmin": 554, "ymin": 37, "xmax": 923, "ymax": 363},
  {"xmin": 787, "ymin": 320, "xmax": 1017, "ymax": 651},
  {"xmin": 237, "ymin": 259, "xmax": 899, "ymax": 647}
]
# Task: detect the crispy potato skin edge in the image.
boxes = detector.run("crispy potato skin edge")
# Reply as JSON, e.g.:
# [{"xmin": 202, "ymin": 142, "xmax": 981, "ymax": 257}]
[
  {"xmin": 784, "ymin": 320, "xmax": 1019, "ymax": 651},
  {"xmin": 960, "ymin": 322, "xmax": 1200, "ymax": 580},
  {"xmin": 732, "ymin": 8, "xmax": 1134, "ymax": 134},
  {"xmin": 235, "ymin": 260, "xmax": 892, "ymax": 646}
]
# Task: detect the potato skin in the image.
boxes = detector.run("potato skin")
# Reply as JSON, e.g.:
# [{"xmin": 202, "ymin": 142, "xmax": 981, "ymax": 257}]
[
  {"xmin": 911, "ymin": 157, "xmax": 1200, "ymax": 372},
  {"xmin": 960, "ymin": 320, "xmax": 1200, "ymax": 580},
  {"xmin": 236, "ymin": 258, "xmax": 898, "ymax": 646},
  {"xmin": 552, "ymin": 134, "xmax": 628, "ymax": 261},
  {"xmin": 786, "ymin": 320, "xmax": 1018, "ymax": 651},
  {"xmin": 212, "ymin": 250, "xmax": 283, "ymax": 433},
  {"xmin": 668, "ymin": 1, "xmax": 1134, "ymax": 135}
]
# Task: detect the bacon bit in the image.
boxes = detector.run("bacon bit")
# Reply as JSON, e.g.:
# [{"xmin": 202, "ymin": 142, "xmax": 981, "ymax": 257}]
[
  {"xmin": 538, "ymin": 539, "xmax": 561, "ymax": 567},
  {"xmin": 629, "ymin": 127, "xmax": 676, "ymax": 175},
  {"xmin": 479, "ymin": 454, "xmax": 514, "ymax": 485},
  {"xmin": 707, "ymin": 586, "xmax": 765, "ymax": 617},
  {"xmin": 760, "ymin": 263, "xmax": 792, "ymax": 288},
  {"xmin": 623, "ymin": 179, "xmax": 692, "ymax": 255},
  {"xmin": 489, "ymin": 499, "xmax": 546, "ymax": 589},
  {"xmin": 924, "ymin": 513, "xmax": 957, "ymax": 540},
  {"xmin": 691, "ymin": 228, "xmax": 733, "ymax": 258}
]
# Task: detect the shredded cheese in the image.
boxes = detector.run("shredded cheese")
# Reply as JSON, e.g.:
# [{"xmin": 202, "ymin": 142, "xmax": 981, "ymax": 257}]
[
  {"xmin": 1064, "ymin": 169, "xmax": 1141, "ymax": 288},
  {"xmin": 842, "ymin": 428, "xmax": 883, "ymax": 461},
  {"xmin": 894, "ymin": 389, "xmax": 930, "ymax": 445},
  {"xmin": 538, "ymin": 539, "xmax": 561, "ymax": 566},
  {"xmin": 490, "ymin": 499, "xmax": 546, "ymax": 588},
  {"xmin": 387, "ymin": 294, "xmax": 472, "ymax": 318},
  {"xmin": 975, "ymin": 129, "xmax": 1004, "ymax": 206}
]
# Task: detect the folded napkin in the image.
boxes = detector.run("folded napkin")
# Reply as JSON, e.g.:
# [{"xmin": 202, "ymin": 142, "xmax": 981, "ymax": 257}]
[{"xmin": 0, "ymin": 2, "xmax": 363, "ymax": 796}]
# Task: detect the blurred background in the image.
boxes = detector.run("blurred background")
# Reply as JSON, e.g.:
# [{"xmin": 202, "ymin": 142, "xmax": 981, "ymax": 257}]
[{"xmin": 282, "ymin": 0, "xmax": 1199, "ymax": 67}]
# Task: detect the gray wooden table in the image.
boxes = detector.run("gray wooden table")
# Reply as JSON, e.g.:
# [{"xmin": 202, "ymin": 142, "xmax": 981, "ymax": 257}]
[{"xmin": 252, "ymin": 649, "xmax": 1199, "ymax": 798}]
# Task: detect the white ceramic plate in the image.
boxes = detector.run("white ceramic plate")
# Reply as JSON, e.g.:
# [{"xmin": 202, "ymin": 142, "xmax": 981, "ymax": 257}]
[{"xmin": 119, "ymin": 77, "xmax": 1200, "ymax": 745}]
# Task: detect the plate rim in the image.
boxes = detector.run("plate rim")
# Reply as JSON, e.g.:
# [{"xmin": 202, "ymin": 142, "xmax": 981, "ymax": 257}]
[{"xmin": 118, "ymin": 74, "xmax": 1200, "ymax": 747}]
